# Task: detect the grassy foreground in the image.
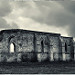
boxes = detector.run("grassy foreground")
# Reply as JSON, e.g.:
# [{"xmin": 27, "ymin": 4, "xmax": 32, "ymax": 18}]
[{"xmin": 0, "ymin": 61, "xmax": 75, "ymax": 74}]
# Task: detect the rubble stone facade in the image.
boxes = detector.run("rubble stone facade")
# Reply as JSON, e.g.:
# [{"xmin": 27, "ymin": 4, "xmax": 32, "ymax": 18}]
[{"xmin": 0, "ymin": 29, "xmax": 74, "ymax": 62}]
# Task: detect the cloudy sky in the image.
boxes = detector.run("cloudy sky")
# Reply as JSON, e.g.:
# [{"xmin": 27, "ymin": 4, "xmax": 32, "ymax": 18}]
[{"xmin": 0, "ymin": 0, "xmax": 75, "ymax": 39}]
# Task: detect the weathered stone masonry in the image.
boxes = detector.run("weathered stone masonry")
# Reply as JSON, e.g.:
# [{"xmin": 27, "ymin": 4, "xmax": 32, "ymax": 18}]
[{"xmin": 0, "ymin": 29, "xmax": 74, "ymax": 62}]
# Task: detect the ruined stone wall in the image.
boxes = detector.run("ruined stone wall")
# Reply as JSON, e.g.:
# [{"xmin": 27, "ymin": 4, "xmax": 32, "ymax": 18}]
[
  {"xmin": 73, "ymin": 42, "xmax": 75, "ymax": 61},
  {"xmin": 0, "ymin": 30, "xmax": 36, "ymax": 62},
  {"xmin": 35, "ymin": 33, "xmax": 49, "ymax": 62},
  {"xmin": 0, "ymin": 29, "xmax": 74, "ymax": 62},
  {"xmin": 49, "ymin": 35, "xmax": 61, "ymax": 61},
  {"xmin": 35, "ymin": 33, "xmax": 60, "ymax": 62},
  {"xmin": 61, "ymin": 37, "xmax": 74, "ymax": 61}
]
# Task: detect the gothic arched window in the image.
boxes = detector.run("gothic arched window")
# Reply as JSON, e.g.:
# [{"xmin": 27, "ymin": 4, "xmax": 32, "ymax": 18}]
[
  {"xmin": 65, "ymin": 43, "xmax": 67, "ymax": 52},
  {"xmin": 41, "ymin": 40, "xmax": 44, "ymax": 52}
]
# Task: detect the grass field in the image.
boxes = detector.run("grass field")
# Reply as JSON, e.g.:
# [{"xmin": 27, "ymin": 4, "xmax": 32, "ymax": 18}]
[{"xmin": 0, "ymin": 62, "xmax": 75, "ymax": 74}]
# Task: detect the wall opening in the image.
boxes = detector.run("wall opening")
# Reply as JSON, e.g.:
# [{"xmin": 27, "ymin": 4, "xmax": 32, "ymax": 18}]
[
  {"xmin": 41, "ymin": 40, "xmax": 44, "ymax": 52},
  {"xmin": 10, "ymin": 43, "xmax": 15, "ymax": 53},
  {"xmin": 63, "ymin": 53, "xmax": 66, "ymax": 61},
  {"xmin": 62, "ymin": 43, "xmax": 67, "ymax": 61},
  {"xmin": 65, "ymin": 43, "xmax": 67, "ymax": 52},
  {"xmin": 50, "ymin": 51, "xmax": 54, "ymax": 61}
]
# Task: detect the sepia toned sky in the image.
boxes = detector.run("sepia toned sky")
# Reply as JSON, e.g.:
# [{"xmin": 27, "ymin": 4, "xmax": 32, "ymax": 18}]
[{"xmin": 0, "ymin": 0, "xmax": 75, "ymax": 39}]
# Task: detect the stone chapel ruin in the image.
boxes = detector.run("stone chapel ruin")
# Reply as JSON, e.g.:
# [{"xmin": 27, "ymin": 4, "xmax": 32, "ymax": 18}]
[{"xmin": 0, "ymin": 29, "xmax": 74, "ymax": 62}]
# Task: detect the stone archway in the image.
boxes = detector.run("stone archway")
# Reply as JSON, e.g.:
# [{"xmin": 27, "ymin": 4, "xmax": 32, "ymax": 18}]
[
  {"xmin": 8, "ymin": 35, "xmax": 16, "ymax": 53},
  {"xmin": 7, "ymin": 36, "xmax": 17, "ymax": 62}
]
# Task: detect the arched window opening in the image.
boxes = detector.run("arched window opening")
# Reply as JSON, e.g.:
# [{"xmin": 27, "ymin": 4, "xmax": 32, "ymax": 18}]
[
  {"xmin": 65, "ymin": 43, "xmax": 67, "ymax": 52},
  {"xmin": 10, "ymin": 43, "xmax": 15, "ymax": 53},
  {"xmin": 41, "ymin": 40, "xmax": 44, "ymax": 53}
]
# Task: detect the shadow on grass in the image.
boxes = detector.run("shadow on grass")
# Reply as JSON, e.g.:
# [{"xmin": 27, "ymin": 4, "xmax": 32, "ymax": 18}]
[
  {"xmin": 0, "ymin": 61, "xmax": 75, "ymax": 74},
  {"xmin": 0, "ymin": 61, "xmax": 75, "ymax": 66}
]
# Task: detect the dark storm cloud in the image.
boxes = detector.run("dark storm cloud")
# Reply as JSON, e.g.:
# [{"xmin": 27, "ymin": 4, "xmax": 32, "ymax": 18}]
[
  {"xmin": 26, "ymin": 1, "xmax": 75, "ymax": 37},
  {"xmin": 33, "ymin": 1, "xmax": 75, "ymax": 25},
  {"xmin": 59, "ymin": 1, "xmax": 75, "ymax": 14},
  {"xmin": 68, "ymin": 24, "xmax": 75, "ymax": 37},
  {"xmin": 3, "ymin": 1, "xmax": 75, "ymax": 37},
  {"xmin": 0, "ymin": 1, "xmax": 19, "ymax": 29},
  {"xmin": 50, "ymin": 1, "xmax": 75, "ymax": 37}
]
